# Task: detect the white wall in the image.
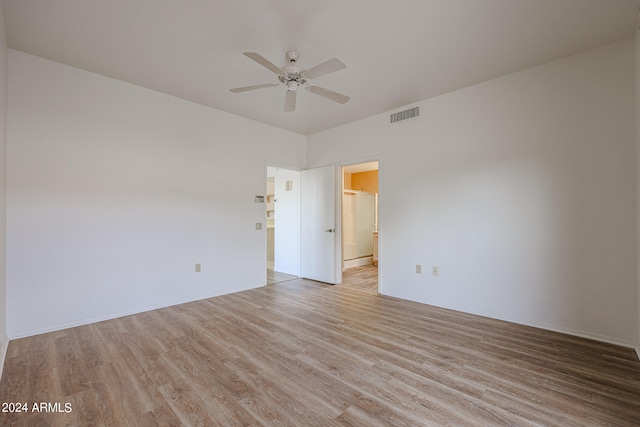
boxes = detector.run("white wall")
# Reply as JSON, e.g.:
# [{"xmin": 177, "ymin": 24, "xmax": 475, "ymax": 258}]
[
  {"xmin": 0, "ymin": 4, "xmax": 8, "ymax": 368},
  {"xmin": 308, "ymin": 39, "xmax": 637, "ymax": 346},
  {"xmin": 274, "ymin": 168, "xmax": 301, "ymax": 276},
  {"xmin": 6, "ymin": 50, "xmax": 306, "ymax": 338},
  {"xmin": 636, "ymin": 28, "xmax": 640, "ymax": 356}
]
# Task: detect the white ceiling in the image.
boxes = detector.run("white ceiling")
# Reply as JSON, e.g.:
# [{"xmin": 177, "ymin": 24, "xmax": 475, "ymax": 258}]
[{"xmin": 2, "ymin": 0, "xmax": 639, "ymax": 136}]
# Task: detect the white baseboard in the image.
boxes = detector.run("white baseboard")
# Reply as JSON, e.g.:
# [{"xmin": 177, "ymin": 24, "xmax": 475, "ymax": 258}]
[
  {"xmin": 0, "ymin": 334, "xmax": 9, "ymax": 381},
  {"xmin": 344, "ymin": 256, "xmax": 373, "ymax": 269},
  {"xmin": 382, "ymin": 289, "xmax": 639, "ymax": 352},
  {"xmin": 9, "ymin": 283, "xmax": 262, "ymax": 340},
  {"xmin": 531, "ymin": 323, "xmax": 636, "ymax": 349},
  {"xmin": 495, "ymin": 318, "xmax": 637, "ymax": 351}
]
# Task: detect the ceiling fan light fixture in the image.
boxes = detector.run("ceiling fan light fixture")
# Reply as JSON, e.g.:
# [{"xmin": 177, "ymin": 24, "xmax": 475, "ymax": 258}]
[{"xmin": 230, "ymin": 51, "xmax": 349, "ymax": 112}]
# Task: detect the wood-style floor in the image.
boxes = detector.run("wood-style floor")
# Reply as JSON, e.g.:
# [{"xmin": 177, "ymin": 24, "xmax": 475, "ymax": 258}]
[
  {"xmin": 266, "ymin": 269, "xmax": 298, "ymax": 285},
  {"xmin": 1, "ymin": 265, "xmax": 640, "ymax": 426}
]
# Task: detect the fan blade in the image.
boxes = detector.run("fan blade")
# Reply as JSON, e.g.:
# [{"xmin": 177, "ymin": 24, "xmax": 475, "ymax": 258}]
[
  {"xmin": 229, "ymin": 83, "xmax": 279, "ymax": 93},
  {"xmin": 284, "ymin": 90, "xmax": 297, "ymax": 112},
  {"xmin": 244, "ymin": 52, "xmax": 285, "ymax": 76},
  {"xmin": 303, "ymin": 58, "xmax": 346, "ymax": 80},
  {"xmin": 308, "ymin": 85, "xmax": 350, "ymax": 104}
]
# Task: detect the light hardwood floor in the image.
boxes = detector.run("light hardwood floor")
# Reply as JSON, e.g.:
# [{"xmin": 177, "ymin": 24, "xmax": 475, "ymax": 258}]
[
  {"xmin": 266, "ymin": 269, "xmax": 298, "ymax": 285},
  {"xmin": 1, "ymin": 265, "xmax": 639, "ymax": 426}
]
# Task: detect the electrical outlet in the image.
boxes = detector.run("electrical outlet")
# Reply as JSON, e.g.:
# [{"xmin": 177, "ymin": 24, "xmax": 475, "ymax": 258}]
[
  {"xmin": 195, "ymin": 263, "xmax": 201, "ymax": 273},
  {"xmin": 416, "ymin": 264, "xmax": 422, "ymax": 274},
  {"xmin": 432, "ymin": 266, "xmax": 438, "ymax": 276},
  {"xmin": 255, "ymin": 222, "xmax": 262, "ymax": 230}
]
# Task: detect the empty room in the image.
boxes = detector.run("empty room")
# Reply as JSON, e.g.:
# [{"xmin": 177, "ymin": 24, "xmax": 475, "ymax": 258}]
[{"xmin": 0, "ymin": 1, "xmax": 640, "ymax": 425}]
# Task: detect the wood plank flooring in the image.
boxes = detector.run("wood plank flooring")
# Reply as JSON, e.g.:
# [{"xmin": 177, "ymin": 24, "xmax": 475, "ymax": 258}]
[
  {"xmin": 1, "ymin": 265, "xmax": 640, "ymax": 426},
  {"xmin": 342, "ymin": 265, "xmax": 379, "ymax": 293},
  {"xmin": 266, "ymin": 269, "xmax": 298, "ymax": 285}
]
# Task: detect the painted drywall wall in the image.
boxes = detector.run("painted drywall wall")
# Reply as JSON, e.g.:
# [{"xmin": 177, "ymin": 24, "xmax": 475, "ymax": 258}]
[
  {"xmin": 636, "ymin": 28, "xmax": 640, "ymax": 356},
  {"xmin": 273, "ymin": 168, "xmax": 301, "ymax": 276},
  {"xmin": 0, "ymin": 4, "xmax": 8, "ymax": 368},
  {"xmin": 343, "ymin": 172, "xmax": 352, "ymax": 190},
  {"xmin": 351, "ymin": 170, "xmax": 378, "ymax": 193},
  {"xmin": 308, "ymin": 39, "xmax": 637, "ymax": 346},
  {"xmin": 6, "ymin": 50, "xmax": 306, "ymax": 338}
]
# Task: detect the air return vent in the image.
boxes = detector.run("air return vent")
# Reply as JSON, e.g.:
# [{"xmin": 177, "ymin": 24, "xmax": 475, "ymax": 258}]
[{"xmin": 390, "ymin": 106, "xmax": 419, "ymax": 124}]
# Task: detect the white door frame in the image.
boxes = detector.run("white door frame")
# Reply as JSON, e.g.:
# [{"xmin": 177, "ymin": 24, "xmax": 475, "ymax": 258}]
[
  {"xmin": 338, "ymin": 156, "xmax": 381, "ymax": 289},
  {"xmin": 265, "ymin": 158, "xmax": 380, "ymax": 287}
]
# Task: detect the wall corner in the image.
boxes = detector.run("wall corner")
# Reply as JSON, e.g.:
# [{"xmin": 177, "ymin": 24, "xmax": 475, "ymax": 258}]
[
  {"xmin": 635, "ymin": 20, "xmax": 640, "ymax": 364},
  {"xmin": 0, "ymin": 334, "xmax": 8, "ymax": 380}
]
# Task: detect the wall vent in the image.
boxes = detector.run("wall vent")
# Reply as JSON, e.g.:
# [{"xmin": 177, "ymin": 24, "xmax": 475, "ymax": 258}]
[{"xmin": 390, "ymin": 106, "xmax": 419, "ymax": 124}]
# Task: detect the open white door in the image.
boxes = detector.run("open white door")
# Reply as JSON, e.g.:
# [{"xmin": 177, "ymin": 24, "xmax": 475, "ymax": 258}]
[{"xmin": 301, "ymin": 166, "xmax": 338, "ymax": 284}]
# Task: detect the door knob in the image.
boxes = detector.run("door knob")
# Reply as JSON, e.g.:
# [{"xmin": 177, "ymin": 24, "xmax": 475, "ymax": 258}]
[{"xmin": 325, "ymin": 228, "xmax": 335, "ymax": 233}]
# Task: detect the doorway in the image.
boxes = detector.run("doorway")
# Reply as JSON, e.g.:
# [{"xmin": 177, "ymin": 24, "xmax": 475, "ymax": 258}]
[
  {"xmin": 341, "ymin": 161, "xmax": 379, "ymax": 291},
  {"xmin": 266, "ymin": 166, "xmax": 301, "ymax": 284}
]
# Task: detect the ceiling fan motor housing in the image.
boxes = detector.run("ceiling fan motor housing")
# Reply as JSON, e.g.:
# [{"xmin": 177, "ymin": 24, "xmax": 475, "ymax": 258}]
[
  {"xmin": 285, "ymin": 51, "xmax": 299, "ymax": 63},
  {"xmin": 278, "ymin": 65, "xmax": 307, "ymax": 86},
  {"xmin": 279, "ymin": 51, "xmax": 307, "ymax": 89}
]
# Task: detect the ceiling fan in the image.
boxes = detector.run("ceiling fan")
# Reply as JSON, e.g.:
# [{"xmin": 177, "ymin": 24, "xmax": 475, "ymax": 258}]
[{"xmin": 229, "ymin": 51, "xmax": 350, "ymax": 112}]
